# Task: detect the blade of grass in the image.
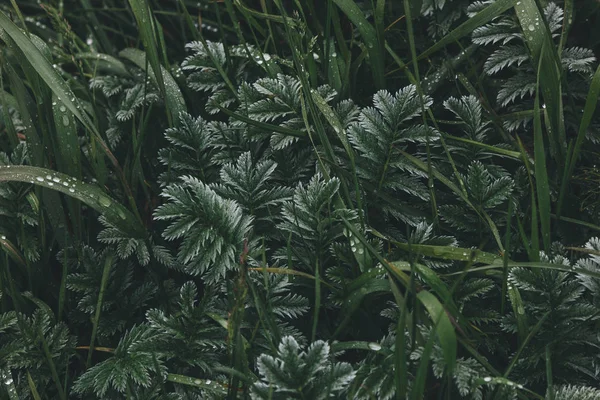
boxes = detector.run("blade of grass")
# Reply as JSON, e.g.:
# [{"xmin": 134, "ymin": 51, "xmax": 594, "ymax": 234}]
[
  {"xmin": 389, "ymin": 276, "xmax": 408, "ymax": 400},
  {"xmin": 532, "ymin": 49, "xmax": 552, "ymax": 251},
  {"xmin": 127, "ymin": 0, "xmax": 170, "ymax": 123},
  {"xmin": 501, "ymin": 200, "xmax": 514, "ymax": 314},
  {"xmin": 119, "ymin": 48, "xmax": 187, "ymax": 126},
  {"xmin": 557, "ymin": 65, "xmax": 600, "ymax": 218},
  {"xmin": 515, "ymin": 0, "xmax": 565, "ymax": 162},
  {"xmin": 417, "ymin": 0, "xmax": 517, "ymax": 60},
  {"xmin": 216, "ymin": 105, "xmax": 305, "ymax": 138},
  {"xmin": 396, "ymin": 149, "xmax": 504, "ymax": 251},
  {"xmin": 507, "ymin": 284, "xmax": 530, "ymax": 344},
  {"xmin": 515, "ymin": 135, "xmax": 540, "ymax": 260},
  {"xmin": 26, "ymin": 371, "xmax": 41, "ymax": 400},
  {"xmin": 503, "ymin": 311, "xmax": 550, "ymax": 377},
  {"xmin": 86, "ymin": 253, "xmax": 114, "ymax": 367},
  {"xmin": 0, "ymin": 12, "xmax": 140, "ymax": 219},
  {"xmin": 0, "ymin": 166, "xmax": 145, "ymax": 238},
  {"xmin": 444, "ymin": 135, "xmax": 521, "ymax": 159},
  {"xmin": 167, "ymin": 374, "xmax": 227, "ymax": 396},
  {"xmin": 332, "ymin": 0, "xmax": 385, "ymax": 89},
  {"xmin": 418, "ymin": 291, "xmax": 456, "ymax": 373}
]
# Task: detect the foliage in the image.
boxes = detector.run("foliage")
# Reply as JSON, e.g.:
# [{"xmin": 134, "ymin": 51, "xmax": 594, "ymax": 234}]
[{"xmin": 0, "ymin": 0, "xmax": 600, "ymax": 399}]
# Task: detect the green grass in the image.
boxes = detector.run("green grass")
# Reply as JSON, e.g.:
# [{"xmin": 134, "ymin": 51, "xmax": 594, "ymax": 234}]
[{"xmin": 0, "ymin": 0, "xmax": 600, "ymax": 399}]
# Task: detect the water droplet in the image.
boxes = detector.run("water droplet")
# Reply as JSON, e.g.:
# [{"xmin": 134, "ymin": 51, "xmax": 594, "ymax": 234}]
[
  {"xmin": 205, "ymin": 379, "xmax": 212, "ymax": 385},
  {"xmin": 36, "ymin": 176, "xmax": 44, "ymax": 182},
  {"xmin": 528, "ymin": 24, "xmax": 535, "ymax": 31},
  {"xmin": 98, "ymin": 195, "xmax": 112, "ymax": 207},
  {"xmin": 45, "ymin": 175, "xmax": 52, "ymax": 180},
  {"xmin": 59, "ymin": 105, "xmax": 66, "ymax": 112},
  {"xmin": 52, "ymin": 176, "xmax": 60, "ymax": 183},
  {"xmin": 1, "ymin": 236, "xmax": 6, "ymax": 240},
  {"xmin": 484, "ymin": 377, "xmax": 492, "ymax": 382},
  {"xmin": 62, "ymin": 181, "xmax": 69, "ymax": 187},
  {"xmin": 194, "ymin": 379, "xmax": 202, "ymax": 385},
  {"xmin": 357, "ymin": 248, "xmax": 364, "ymax": 255},
  {"xmin": 68, "ymin": 188, "xmax": 75, "ymax": 193},
  {"xmin": 517, "ymin": 306, "xmax": 525, "ymax": 314},
  {"xmin": 62, "ymin": 115, "xmax": 70, "ymax": 126},
  {"xmin": 368, "ymin": 343, "xmax": 382, "ymax": 351},
  {"xmin": 48, "ymin": 182, "xmax": 54, "ymax": 186}
]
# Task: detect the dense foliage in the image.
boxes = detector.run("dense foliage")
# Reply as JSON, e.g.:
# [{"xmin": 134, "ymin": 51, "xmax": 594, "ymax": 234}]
[{"xmin": 0, "ymin": 0, "xmax": 600, "ymax": 398}]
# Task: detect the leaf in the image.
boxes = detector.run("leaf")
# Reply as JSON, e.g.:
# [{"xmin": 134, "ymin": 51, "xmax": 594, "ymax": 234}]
[
  {"xmin": 515, "ymin": 0, "xmax": 565, "ymax": 160},
  {"xmin": 126, "ymin": 0, "xmax": 168, "ymax": 121},
  {"xmin": 119, "ymin": 48, "xmax": 186, "ymax": 127},
  {"xmin": 416, "ymin": 291, "xmax": 457, "ymax": 373},
  {"xmin": 418, "ymin": 0, "xmax": 517, "ymax": 60},
  {"xmin": 0, "ymin": 166, "xmax": 144, "ymax": 238},
  {"xmin": 332, "ymin": 0, "xmax": 385, "ymax": 89}
]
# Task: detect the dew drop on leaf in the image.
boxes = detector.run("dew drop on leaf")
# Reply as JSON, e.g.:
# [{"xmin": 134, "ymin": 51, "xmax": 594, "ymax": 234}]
[{"xmin": 98, "ymin": 195, "xmax": 112, "ymax": 207}]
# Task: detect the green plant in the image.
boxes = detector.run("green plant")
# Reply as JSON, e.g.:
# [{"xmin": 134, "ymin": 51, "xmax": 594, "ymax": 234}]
[{"xmin": 1, "ymin": 0, "xmax": 600, "ymax": 399}]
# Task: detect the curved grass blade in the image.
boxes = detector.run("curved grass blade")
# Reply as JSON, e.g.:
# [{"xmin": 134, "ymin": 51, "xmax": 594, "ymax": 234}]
[
  {"xmin": 216, "ymin": 105, "xmax": 305, "ymax": 138},
  {"xmin": 412, "ymin": 290, "xmax": 457, "ymax": 398},
  {"xmin": 532, "ymin": 49, "xmax": 552, "ymax": 251},
  {"xmin": 26, "ymin": 371, "xmax": 41, "ymax": 400},
  {"xmin": 167, "ymin": 374, "xmax": 227, "ymax": 396},
  {"xmin": 418, "ymin": 0, "xmax": 516, "ymax": 60},
  {"xmin": 119, "ymin": 48, "xmax": 186, "ymax": 126},
  {"xmin": 515, "ymin": 0, "xmax": 564, "ymax": 160},
  {"xmin": 127, "ymin": 0, "xmax": 168, "ymax": 116},
  {"xmin": 0, "ymin": 166, "xmax": 145, "ymax": 238},
  {"xmin": 0, "ymin": 12, "xmax": 137, "ymax": 212},
  {"xmin": 0, "ymin": 12, "xmax": 98, "ymax": 141},
  {"xmin": 75, "ymin": 53, "xmax": 130, "ymax": 76},
  {"xmin": 86, "ymin": 253, "xmax": 114, "ymax": 367},
  {"xmin": 332, "ymin": 0, "xmax": 385, "ymax": 89},
  {"xmin": 445, "ymin": 135, "xmax": 521, "ymax": 159},
  {"xmin": 557, "ymin": 65, "xmax": 600, "ymax": 217}
]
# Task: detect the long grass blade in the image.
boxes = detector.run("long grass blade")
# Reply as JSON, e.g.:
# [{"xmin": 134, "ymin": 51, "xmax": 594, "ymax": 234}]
[
  {"xmin": 332, "ymin": 0, "xmax": 385, "ymax": 89},
  {"xmin": 532, "ymin": 48, "xmax": 552, "ymax": 251},
  {"xmin": 0, "ymin": 166, "xmax": 144, "ymax": 237},
  {"xmin": 119, "ymin": 48, "xmax": 187, "ymax": 126},
  {"xmin": 557, "ymin": 65, "xmax": 600, "ymax": 217},
  {"xmin": 418, "ymin": 0, "xmax": 516, "ymax": 60}
]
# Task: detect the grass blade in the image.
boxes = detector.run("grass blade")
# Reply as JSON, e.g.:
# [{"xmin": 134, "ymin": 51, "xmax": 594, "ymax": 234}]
[
  {"xmin": 332, "ymin": 0, "xmax": 385, "ymax": 89},
  {"xmin": 532, "ymin": 49, "xmax": 552, "ymax": 251},
  {"xmin": 515, "ymin": 0, "xmax": 565, "ymax": 161},
  {"xmin": 86, "ymin": 253, "xmax": 114, "ymax": 367},
  {"xmin": 0, "ymin": 166, "xmax": 145, "ymax": 238},
  {"xmin": 418, "ymin": 0, "xmax": 517, "ymax": 60},
  {"xmin": 416, "ymin": 290, "xmax": 457, "ymax": 374},
  {"xmin": 119, "ymin": 48, "xmax": 187, "ymax": 126},
  {"xmin": 557, "ymin": 65, "xmax": 600, "ymax": 217},
  {"xmin": 127, "ymin": 0, "xmax": 169, "ymax": 122}
]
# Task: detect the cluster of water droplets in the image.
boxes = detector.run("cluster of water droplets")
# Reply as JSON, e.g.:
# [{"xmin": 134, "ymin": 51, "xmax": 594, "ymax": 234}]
[
  {"xmin": 1, "ymin": 369, "xmax": 16, "ymax": 398},
  {"xmin": 254, "ymin": 53, "xmax": 272, "ymax": 66},
  {"xmin": 34, "ymin": 173, "xmax": 77, "ymax": 193},
  {"xmin": 343, "ymin": 228, "xmax": 365, "ymax": 255}
]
